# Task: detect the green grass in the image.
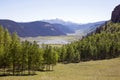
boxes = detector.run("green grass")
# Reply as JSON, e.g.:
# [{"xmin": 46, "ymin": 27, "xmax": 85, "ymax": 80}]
[{"xmin": 1, "ymin": 58, "xmax": 120, "ymax": 80}]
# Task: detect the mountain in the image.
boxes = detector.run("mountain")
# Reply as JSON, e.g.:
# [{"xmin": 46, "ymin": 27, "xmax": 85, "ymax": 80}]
[
  {"xmin": 52, "ymin": 23, "xmax": 74, "ymax": 33},
  {"xmin": 0, "ymin": 19, "xmax": 67, "ymax": 37},
  {"xmin": 67, "ymin": 21, "xmax": 106, "ymax": 36},
  {"xmin": 0, "ymin": 20, "xmax": 24, "ymax": 36},
  {"xmin": 79, "ymin": 21, "xmax": 106, "ymax": 35},
  {"xmin": 95, "ymin": 4, "xmax": 120, "ymax": 34},
  {"xmin": 43, "ymin": 18, "xmax": 106, "ymax": 35},
  {"xmin": 111, "ymin": 4, "xmax": 120, "ymax": 23},
  {"xmin": 0, "ymin": 19, "xmax": 105, "ymax": 37},
  {"xmin": 43, "ymin": 18, "xmax": 80, "ymax": 30},
  {"xmin": 43, "ymin": 18, "xmax": 78, "ymax": 25}
]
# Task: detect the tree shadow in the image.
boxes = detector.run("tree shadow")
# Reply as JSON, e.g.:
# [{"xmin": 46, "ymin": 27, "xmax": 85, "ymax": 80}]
[
  {"xmin": 0, "ymin": 69, "xmax": 55, "ymax": 77},
  {"xmin": 0, "ymin": 73, "xmax": 37, "ymax": 77}
]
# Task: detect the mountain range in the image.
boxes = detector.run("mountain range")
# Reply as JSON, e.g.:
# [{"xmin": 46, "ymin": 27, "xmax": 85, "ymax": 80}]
[
  {"xmin": 0, "ymin": 19, "xmax": 105, "ymax": 37},
  {"xmin": 43, "ymin": 19, "xmax": 106, "ymax": 35}
]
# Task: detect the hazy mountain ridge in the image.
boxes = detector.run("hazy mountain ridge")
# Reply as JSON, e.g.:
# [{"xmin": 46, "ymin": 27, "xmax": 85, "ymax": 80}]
[
  {"xmin": 43, "ymin": 19, "xmax": 106, "ymax": 35},
  {"xmin": 0, "ymin": 19, "xmax": 71, "ymax": 37},
  {"xmin": 0, "ymin": 19, "xmax": 105, "ymax": 37},
  {"xmin": 80, "ymin": 21, "xmax": 106, "ymax": 35},
  {"xmin": 43, "ymin": 18, "xmax": 81, "ymax": 30}
]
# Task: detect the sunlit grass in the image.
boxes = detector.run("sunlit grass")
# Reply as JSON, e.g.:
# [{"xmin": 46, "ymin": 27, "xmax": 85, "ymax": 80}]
[{"xmin": 0, "ymin": 57, "xmax": 120, "ymax": 80}]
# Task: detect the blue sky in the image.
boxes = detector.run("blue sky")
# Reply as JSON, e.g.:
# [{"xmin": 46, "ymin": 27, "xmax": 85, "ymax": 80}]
[{"xmin": 0, "ymin": 0, "xmax": 119, "ymax": 23}]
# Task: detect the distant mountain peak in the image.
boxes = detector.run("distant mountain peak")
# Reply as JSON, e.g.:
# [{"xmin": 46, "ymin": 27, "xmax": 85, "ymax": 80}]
[{"xmin": 42, "ymin": 18, "xmax": 79, "ymax": 25}]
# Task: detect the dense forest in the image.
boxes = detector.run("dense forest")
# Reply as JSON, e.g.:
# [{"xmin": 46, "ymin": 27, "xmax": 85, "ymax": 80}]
[{"xmin": 0, "ymin": 21, "xmax": 120, "ymax": 76}]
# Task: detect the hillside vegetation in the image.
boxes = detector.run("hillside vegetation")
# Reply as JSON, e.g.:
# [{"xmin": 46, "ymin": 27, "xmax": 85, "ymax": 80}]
[{"xmin": 58, "ymin": 21, "xmax": 120, "ymax": 63}]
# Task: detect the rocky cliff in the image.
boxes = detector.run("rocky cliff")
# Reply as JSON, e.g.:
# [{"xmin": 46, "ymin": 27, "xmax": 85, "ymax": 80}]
[{"xmin": 111, "ymin": 4, "xmax": 120, "ymax": 23}]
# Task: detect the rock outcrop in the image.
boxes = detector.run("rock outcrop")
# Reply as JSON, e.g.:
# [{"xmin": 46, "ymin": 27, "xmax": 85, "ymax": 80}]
[{"xmin": 111, "ymin": 4, "xmax": 120, "ymax": 23}]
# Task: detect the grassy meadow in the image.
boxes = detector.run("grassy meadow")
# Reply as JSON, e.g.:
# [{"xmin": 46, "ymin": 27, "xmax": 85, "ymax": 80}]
[{"xmin": 0, "ymin": 57, "xmax": 120, "ymax": 80}]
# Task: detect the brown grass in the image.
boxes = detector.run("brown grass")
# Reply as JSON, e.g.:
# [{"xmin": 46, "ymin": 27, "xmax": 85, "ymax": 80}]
[{"xmin": 0, "ymin": 58, "xmax": 120, "ymax": 80}]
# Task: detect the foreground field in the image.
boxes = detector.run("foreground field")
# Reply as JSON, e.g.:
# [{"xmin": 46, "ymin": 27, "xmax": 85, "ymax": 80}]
[{"xmin": 0, "ymin": 58, "xmax": 120, "ymax": 80}]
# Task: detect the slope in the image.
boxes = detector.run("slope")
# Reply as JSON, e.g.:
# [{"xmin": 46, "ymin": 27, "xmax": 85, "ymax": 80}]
[{"xmin": 0, "ymin": 19, "xmax": 66, "ymax": 37}]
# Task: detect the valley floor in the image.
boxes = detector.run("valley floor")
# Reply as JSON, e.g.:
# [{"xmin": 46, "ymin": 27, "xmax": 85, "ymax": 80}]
[
  {"xmin": 20, "ymin": 35, "xmax": 82, "ymax": 45},
  {"xmin": 0, "ymin": 58, "xmax": 120, "ymax": 80}
]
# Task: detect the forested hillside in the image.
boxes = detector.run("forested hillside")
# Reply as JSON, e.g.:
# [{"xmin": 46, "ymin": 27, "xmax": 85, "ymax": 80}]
[
  {"xmin": 58, "ymin": 5, "xmax": 120, "ymax": 63},
  {"xmin": 58, "ymin": 21, "xmax": 120, "ymax": 63}
]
